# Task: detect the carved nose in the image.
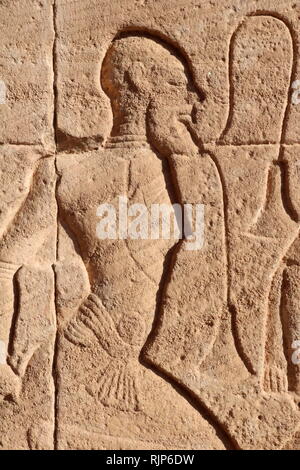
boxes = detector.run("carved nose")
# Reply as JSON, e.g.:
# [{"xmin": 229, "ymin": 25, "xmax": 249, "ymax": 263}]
[
  {"xmin": 184, "ymin": 101, "xmax": 204, "ymax": 146},
  {"xmin": 187, "ymin": 85, "xmax": 204, "ymax": 103},
  {"xmin": 187, "ymin": 90, "xmax": 204, "ymax": 121},
  {"xmin": 191, "ymin": 103, "xmax": 199, "ymax": 124}
]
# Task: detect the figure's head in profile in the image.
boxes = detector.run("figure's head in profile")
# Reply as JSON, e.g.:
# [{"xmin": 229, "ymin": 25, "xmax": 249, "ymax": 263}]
[{"xmin": 101, "ymin": 33, "xmax": 204, "ymax": 155}]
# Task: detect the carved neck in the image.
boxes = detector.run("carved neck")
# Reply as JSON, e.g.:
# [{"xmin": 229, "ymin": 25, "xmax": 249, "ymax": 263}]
[
  {"xmin": 108, "ymin": 97, "xmax": 148, "ymax": 144},
  {"xmin": 106, "ymin": 102, "xmax": 149, "ymax": 148},
  {"xmin": 105, "ymin": 134, "xmax": 149, "ymax": 149}
]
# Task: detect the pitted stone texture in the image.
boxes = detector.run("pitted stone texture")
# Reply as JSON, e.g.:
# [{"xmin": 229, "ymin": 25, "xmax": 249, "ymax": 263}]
[
  {"xmin": 0, "ymin": 1, "xmax": 54, "ymax": 147},
  {"xmin": 1, "ymin": 0, "xmax": 300, "ymax": 451},
  {"xmin": 55, "ymin": 0, "xmax": 300, "ymax": 147},
  {"xmin": 0, "ymin": 149, "xmax": 56, "ymax": 449}
]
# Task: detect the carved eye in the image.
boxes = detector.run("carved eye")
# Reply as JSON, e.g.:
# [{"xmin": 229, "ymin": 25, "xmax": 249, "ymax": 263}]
[
  {"xmin": 167, "ymin": 79, "xmax": 179, "ymax": 87},
  {"xmin": 167, "ymin": 78, "xmax": 187, "ymax": 88}
]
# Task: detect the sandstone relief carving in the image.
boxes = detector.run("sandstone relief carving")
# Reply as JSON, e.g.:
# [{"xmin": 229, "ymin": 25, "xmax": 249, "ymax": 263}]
[
  {"xmin": 145, "ymin": 16, "xmax": 300, "ymax": 449},
  {"xmin": 1, "ymin": 1, "xmax": 300, "ymax": 451},
  {"xmin": 0, "ymin": 149, "xmax": 56, "ymax": 449},
  {"xmin": 55, "ymin": 33, "xmax": 226, "ymax": 450}
]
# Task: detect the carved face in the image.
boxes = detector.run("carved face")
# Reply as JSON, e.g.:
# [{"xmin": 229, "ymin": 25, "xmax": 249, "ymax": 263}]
[
  {"xmin": 150, "ymin": 56, "xmax": 200, "ymax": 119},
  {"xmin": 101, "ymin": 35, "xmax": 203, "ymax": 154},
  {"xmin": 147, "ymin": 56, "xmax": 202, "ymax": 154}
]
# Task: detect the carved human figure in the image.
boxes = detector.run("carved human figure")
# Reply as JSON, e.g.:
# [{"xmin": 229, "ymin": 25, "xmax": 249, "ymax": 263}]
[
  {"xmin": 1, "ymin": 16, "xmax": 299, "ymax": 451},
  {"xmin": 0, "ymin": 150, "xmax": 56, "ymax": 449},
  {"xmin": 219, "ymin": 15, "xmax": 300, "ymax": 399},
  {"xmin": 217, "ymin": 15, "xmax": 299, "ymax": 383},
  {"xmin": 55, "ymin": 34, "xmax": 226, "ymax": 448},
  {"xmin": 56, "ymin": 25, "xmax": 300, "ymax": 449},
  {"xmin": 145, "ymin": 16, "xmax": 300, "ymax": 450},
  {"xmin": 265, "ymin": 146, "xmax": 300, "ymax": 396}
]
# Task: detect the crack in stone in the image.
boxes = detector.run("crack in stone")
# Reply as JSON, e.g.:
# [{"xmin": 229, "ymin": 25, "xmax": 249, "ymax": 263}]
[{"xmin": 51, "ymin": 0, "xmax": 59, "ymax": 451}]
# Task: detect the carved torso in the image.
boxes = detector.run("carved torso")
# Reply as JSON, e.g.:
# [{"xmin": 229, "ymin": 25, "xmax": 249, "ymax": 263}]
[{"xmin": 57, "ymin": 143, "xmax": 176, "ymax": 348}]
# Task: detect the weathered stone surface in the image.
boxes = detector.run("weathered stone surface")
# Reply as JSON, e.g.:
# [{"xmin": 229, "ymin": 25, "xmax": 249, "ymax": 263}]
[
  {"xmin": 0, "ymin": 1, "xmax": 54, "ymax": 147},
  {"xmin": 0, "ymin": 148, "xmax": 56, "ymax": 449},
  {"xmin": 1, "ymin": 0, "xmax": 300, "ymax": 450}
]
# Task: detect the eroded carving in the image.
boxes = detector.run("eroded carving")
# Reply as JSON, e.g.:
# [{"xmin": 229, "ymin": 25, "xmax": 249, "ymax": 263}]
[
  {"xmin": 0, "ymin": 154, "xmax": 56, "ymax": 449},
  {"xmin": 220, "ymin": 15, "xmax": 293, "ymax": 145},
  {"xmin": 55, "ymin": 33, "xmax": 225, "ymax": 449},
  {"xmin": 1, "ymin": 6, "xmax": 300, "ymax": 450},
  {"xmin": 145, "ymin": 16, "xmax": 300, "ymax": 450}
]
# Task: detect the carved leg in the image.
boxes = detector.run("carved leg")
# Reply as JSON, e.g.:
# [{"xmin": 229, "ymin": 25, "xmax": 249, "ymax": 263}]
[
  {"xmin": 264, "ymin": 265, "xmax": 289, "ymax": 393},
  {"xmin": 281, "ymin": 265, "xmax": 300, "ymax": 394},
  {"xmin": 0, "ymin": 263, "xmax": 20, "ymax": 399}
]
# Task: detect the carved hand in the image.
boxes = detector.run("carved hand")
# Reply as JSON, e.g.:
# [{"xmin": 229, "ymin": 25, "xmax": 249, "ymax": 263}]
[
  {"xmin": 64, "ymin": 293, "xmax": 133, "ymax": 360},
  {"xmin": 147, "ymin": 102, "xmax": 200, "ymax": 158}
]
